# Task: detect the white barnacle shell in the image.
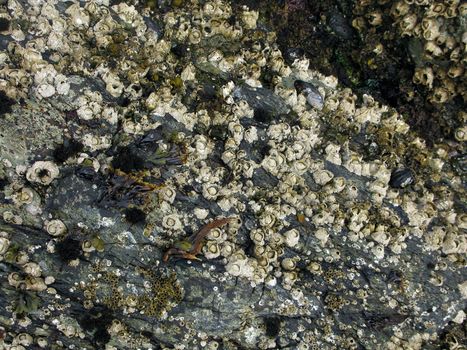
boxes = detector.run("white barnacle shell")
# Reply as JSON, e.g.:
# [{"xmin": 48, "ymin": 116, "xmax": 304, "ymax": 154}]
[
  {"xmin": 270, "ymin": 55, "xmax": 285, "ymax": 72},
  {"xmin": 259, "ymin": 211, "xmax": 276, "ymax": 228},
  {"xmin": 314, "ymin": 227, "xmax": 329, "ymax": 246},
  {"xmin": 242, "ymin": 160, "xmax": 257, "ymax": 178},
  {"xmin": 250, "ymin": 229, "xmax": 266, "ymax": 246},
  {"xmin": 188, "ymin": 28, "xmax": 202, "ymax": 44},
  {"xmin": 442, "ymin": 233, "xmax": 467, "ymax": 255},
  {"xmin": 371, "ymin": 243, "xmax": 385, "ymax": 260},
  {"xmin": 162, "ymin": 214, "xmax": 183, "ymax": 231},
  {"xmin": 456, "ymin": 214, "xmax": 467, "ymax": 230},
  {"xmin": 429, "ymin": 272, "xmax": 444, "ymax": 287},
  {"xmin": 413, "ymin": 67, "xmax": 434, "ymax": 88},
  {"xmin": 225, "ymin": 261, "xmax": 242, "ymax": 276},
  {"xmin": 291, "ymin": 158, "xmax": 310, "ymax": 175},
  {"xmin": 94, "ymin": 15, "xmax": 116, "ymax": 35},
  {"xmin": 14, "ymin": 251, "xmax": 29, "ymax": 265},
  {"xmin": 202, "ymin": 184, "xmax": 219, "ymax": 200},
  {"xmin": 284, "ymin": 228, "xmax": 300, "ymax": 248},
  {"xmin": 267, "ymin": 123, "xmax": 291, "ymax": 141},
  {"xmin": 58, "ymin": 323, "xmax": 77, "ymax": 338},
  {"xmin": 82, "ymin": 134, "xmax": 112, "ymax": 151},
  {"xmin": 25, "ymin": 275, "xmax": 47, "ymax": 292},
  {"xmin": 281, "ymin": 258, "xmax": 296, "ymax": 271},
  {"xmin": 181, "ymin": 64, "xmax": 197, "ymax": 82},
  {"xmin": 254, "ymin": 245, "xmax": 267, "ymax": 258},
  {"xmin": 160, "ymin": 186, "xmax": 177, "ymax": 204},
  {"xmin": 54, "ymin": 74, "xmax": 70, "ymax": 95},
  {"xmin": 26, "ymin": 161, "xmax": 59, "ymax": 185},
  {"xmin": 207, "ymin": 227, "xmax": 227, "ymax": 242},
  {"xmin": 102, "ymin": 72, "xmax": 124, "ymax": 97},
  {"xmin": 369, "ymin": 179, "xmax": 387, "ymax": 198},
  {"xmin": 23, "ymin": 262, "xmax": 42, "ymax": 277},
  {"xmin": 203, "ymin": 241, "xmax": 221, "ymax": 259},
  {"xmin": 291, "ymin": 141, "xmax": 308, "ymax": 160},
  {"xmin": 3, "ymin": 211, "xmax": 23, "ymax": 225},
  {"xmin": 266, "ymin": 248, "xmax": 280, "ymax": 263},
  {"xmin": 175, "ymin": 20, "xmax": 190, "ymax": 41},
  {"xmin": 81, "ymin": 240, "xmax": 95, "ymax": 253},
  {"xmin": 15, "ymin": 333, "xmax": 33, "ymax": 347},
  {"xmin": 307, "ymin": 261, "xmax": 322, "ymax": 275},
  {"xmin": 224, "ymin": 137, "xmax": 238, "ymax": 151},
  {"xmin": 11, "ymin": 187, "xmax": 34, "ymax": 206},
  {"xmin": 282, "ymin": 271, "xmax": 298, "ymax": 288},
  {"xmin": 331, "ymin": 177, "xmax": 346, "ymax": 193},
  {"xmin": 65, "ymin": 4, "xmax": 90, "ymax": 28},
  {"xmin": 36, "ymin": 337, "xmax": 48, "ymax": 348},
  {"xmin": 36, "ymin": 83, "xmax": 56, "ymax": 98},
  {"xmin": 108, "ymin": 320, "xmax": 126, "ymax": 336},
  {"xmin": 221, "ymin": 241, "xmax": 235, "ymax": 257},
  {"xmin": 261, "ymin": 151, "xmax": 286, "ymax": 176},
  {"xmin": 193, "ymin": 135, "xmax": 212, "ymax": 160},
  {"xmin": 371, "ymin": 226, "xmax": 391, "ymax": 246},
  {"xmin": 313, "ymin": 169, "xmax": 334, "ymax": 185},
  {"xmin": 228, "ymin": 122, "xmax": 244, "ymax": 145},
  {"xmin": 45, "ymin": 219, "xmax": 67, "ymax": 237},
  {"xmin": 102, "ymin": 106, "xmax": 119, "ymax": 125},
  {"xmin": 8, "ymin": 272, "xmax": 23, "ymax": 288},
  {"xmin": 454, "ymin": 126, "xmax": 467, "ymax": 142},
  {"xmin": 225, "ymin": 254, "xmax": 254, "ymax": 278},
  {"xmin": 324, "ymin": 143, "xmax": 342, "ymax": 165},
  {"xmin": 0, "ymin": 236, "xmax": 10, "ymax": 256},
  {"xmin": 241, "ymin": 9, "xmax": 259, "ymax": 29},
  {"xmin": 344, "ymin": 183, "xmax": 359, "ymax": 200}
]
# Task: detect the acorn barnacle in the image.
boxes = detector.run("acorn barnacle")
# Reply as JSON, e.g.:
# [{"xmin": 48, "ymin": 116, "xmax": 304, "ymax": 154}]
[
  {"xmin": 281, "ymin": 257, "xmax": 297, "ymax": 271},
  {"xmin": 15, "ymin": 333, "xmax": 33, "ymax": 347},
  {"xmin": 283, "ymin": 228, "xmax": 300, "ymax": 248},
  {"xmin": 26, "ymin": 161, "xmax": 59, "ymax": 185},
  {"xmin": 389, "ymin": 168, "xmax": 414, "ymax": 189},
  {"xmin": 313, "ymin": 169, "xmax": 334, "ymax": 186},
  {"xmin": 8, "ymin": 272, "xmax": 23, "ymax": 288},
  {"xmin": 203, "ymin": 241, "xmax": 221, "ymax": 259},
  {"xmin": 202, "ymin": 184, "xmax": 220, "ymax": 200},
  {"xmin": 162, "ymin": 214, "xmax": 183, "ymax": 231},
  {"xmin": 45, "ymin": 219, "xmax": 67, "ymax": 237},
  {"xmin": 0, "ymin": 236, "xmax": 10, "ymax": 256}
]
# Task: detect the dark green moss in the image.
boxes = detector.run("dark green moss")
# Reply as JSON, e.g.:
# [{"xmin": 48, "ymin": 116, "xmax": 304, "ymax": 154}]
[
  {"xmin": 79, "ymin": 305, "xmax": 113, "ymax": 346},
  {"xmin": 0, "ymin": 91, "xmax": 15, "ymax": 116},
  {"xmin": 264, "ymin": 317, "xmax": 281, "ymax": 338},
  {"xmin": 56, "ymin": 236, "xmax": 82, "ymax": 262},
  {"xmin": 253, "ymin": 108, "xmax": 273, "ymax": 123},
  {"xmin": 124, "ymin": 207, "xmax": 146, "ymax": 224},
  {"xmin": 111, "ymin": 146, "xmax": 145, "ymax": 172},
  {"xmin": 14, "ymin": 291, "xmax": 40, "ymax": 316},
  {"xmin": 0, "ymin": 18, "xmax": 10, "ymax": 31},
  {"xmin": 53, "ymin": 138, "xmax": 84, "ymax": 163}
]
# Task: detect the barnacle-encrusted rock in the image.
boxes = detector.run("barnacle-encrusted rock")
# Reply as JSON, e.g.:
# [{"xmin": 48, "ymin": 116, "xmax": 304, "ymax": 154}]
[{"xmin": 0, "ymin": 1, "xmax": 464, "ymax": 349}]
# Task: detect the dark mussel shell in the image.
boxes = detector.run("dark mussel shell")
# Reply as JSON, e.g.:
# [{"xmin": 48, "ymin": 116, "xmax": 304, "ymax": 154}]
[{"xmin": 389, "ymin": 168, "xmax": 414, "ymax": 189}]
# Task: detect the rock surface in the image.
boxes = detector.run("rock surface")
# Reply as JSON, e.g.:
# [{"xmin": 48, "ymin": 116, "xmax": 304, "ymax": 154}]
[{"xmin": 0, "ymin": 1, "xmax": 465, "ymax": 350}]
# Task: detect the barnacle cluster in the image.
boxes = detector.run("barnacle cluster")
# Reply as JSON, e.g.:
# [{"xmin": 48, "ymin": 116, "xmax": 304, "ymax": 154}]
[
  {"xmin": 348, "ymin": 0, "xmax": 467, "ymax": 143},
  {"xmin": 354, "ymin": 0, "xmax": 466, "ymax": 105},
  {"xmin": 0, "ymin": 0, "xmax": 465, "ymax": 349}
]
